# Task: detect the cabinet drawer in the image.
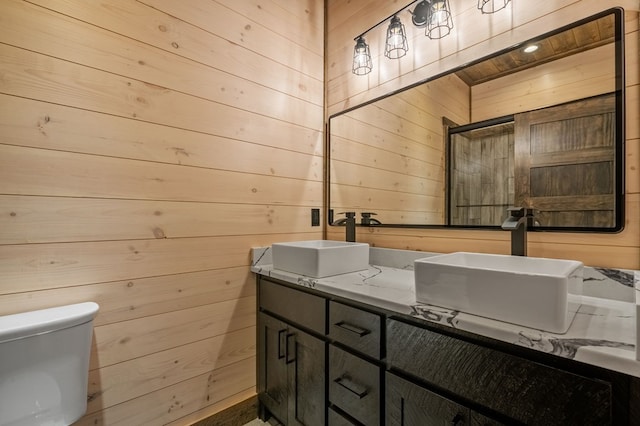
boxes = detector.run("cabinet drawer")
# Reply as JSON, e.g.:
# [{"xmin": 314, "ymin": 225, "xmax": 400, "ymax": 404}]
[
  {"xmin": 329, "ymin": 301, "xmax": 382, "ymax": 359},
  {"xmin": 387, "ymin": 319, "xmax": 612, "ymax": 425},
  {"xmin": 259, "ymin": 279, "xmax": 326, "ymax": 335},
  {"xmin": 329, "ymin": 345, "xmax": 381, "ymax": 426},
  {"xmin": 328, "ymin": 407, "xmax": 357, "ymax": 425}
]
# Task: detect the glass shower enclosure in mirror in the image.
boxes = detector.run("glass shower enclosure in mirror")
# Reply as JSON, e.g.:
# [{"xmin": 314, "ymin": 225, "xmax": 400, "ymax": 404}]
[{"xmin": 328, "ymin": 8, "xmax": 624, "ymax": 232}]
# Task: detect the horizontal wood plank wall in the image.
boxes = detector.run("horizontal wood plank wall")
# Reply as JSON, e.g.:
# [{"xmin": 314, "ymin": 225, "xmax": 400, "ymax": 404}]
[
  {"xmin": 330, "ymin": 74, "xmax": 469, "ymax": 224},
  {"xmin": 0, "ymin": 0, "xmax": 323, "ymax": 424},
  {"xmin": 472, "ymin": 45, "xmax": 616, "ymax": 122},
  {"xmin": 326, "ymin": 0, "xmax": 640, "ymax": 269}
]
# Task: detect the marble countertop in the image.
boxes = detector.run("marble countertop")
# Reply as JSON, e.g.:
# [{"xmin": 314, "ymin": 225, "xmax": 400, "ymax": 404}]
[{"xmin": 252, "ymin": 246, "xmax": 640, "ymax": 378}]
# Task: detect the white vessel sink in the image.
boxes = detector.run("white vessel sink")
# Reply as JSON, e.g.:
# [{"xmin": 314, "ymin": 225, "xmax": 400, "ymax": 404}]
[
  {"xmin": 272, "ymin": 240, "xmax": 369, "ymax": 278},
  {"xmin": 414, "ymin": 252, "xmax": 583, "ymax": 333}
]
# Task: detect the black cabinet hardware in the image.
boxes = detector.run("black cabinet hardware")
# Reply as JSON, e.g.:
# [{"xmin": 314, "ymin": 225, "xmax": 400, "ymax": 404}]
[
  {"xmin": 334, "ymin": 376, "xmax": 368, "ymax": 399},
  {"xmin": 334, "ymin": 321, "xmax": 370, "ymax": 337}
]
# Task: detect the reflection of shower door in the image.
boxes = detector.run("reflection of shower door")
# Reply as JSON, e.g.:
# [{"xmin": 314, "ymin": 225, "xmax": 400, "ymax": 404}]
[
  {"xmin": 514, "ymin": 94, "xmax": 615, "ymax": 227},
  {"xmin": 449, "ymin": 122, "xmax": 515, "ymax": 226}
]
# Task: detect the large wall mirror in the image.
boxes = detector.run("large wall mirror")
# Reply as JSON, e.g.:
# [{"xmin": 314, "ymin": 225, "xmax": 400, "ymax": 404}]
[{"xmin": 328, "ymin": 8, "xmax": 625, "ymax": 232}]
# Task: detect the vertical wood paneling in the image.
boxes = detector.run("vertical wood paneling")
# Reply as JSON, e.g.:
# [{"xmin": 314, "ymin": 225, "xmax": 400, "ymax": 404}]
[
  {"xmin": 0, "ymin": 0, "xmax": 323, "ymax": 424},
  {"xmin": 326, "ymin": 1, "xmax": 640, "ymax": 269}
]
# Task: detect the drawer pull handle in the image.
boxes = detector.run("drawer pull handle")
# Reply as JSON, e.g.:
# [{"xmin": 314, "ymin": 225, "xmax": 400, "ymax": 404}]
[
  {"xmin": 335, "ymin": 321, "xmax": 370, "ymax": 337},
  {"xmin": 334, "ymin": 376, "xmax": 368, "ymax": 399},
  {"xmin": 277, "ymin": 329, "xmax": 286, "ymax": 360}
]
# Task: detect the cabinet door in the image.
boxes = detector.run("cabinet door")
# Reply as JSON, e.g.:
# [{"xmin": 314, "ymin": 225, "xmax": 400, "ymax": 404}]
[
  {"xmin": 288, "ymin": 325, "xmax": 326, "ymax": 426},
  {"xmin": 258, "ymin": 312, "xmax": 288, "ymax": 424},
  {"xmin": 386, "ymin": 372, "xmax": 469, "ymax": 426},
  {"xmin": 387, "ymin": 319, "xmax": 612, "ymax": 424}
]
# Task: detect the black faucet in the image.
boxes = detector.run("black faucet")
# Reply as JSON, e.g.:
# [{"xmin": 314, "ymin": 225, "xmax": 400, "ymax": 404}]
[
  {"xmin": 501, "ymin": 207, "xmax": 536, "ymax": 256},
  {"xmin": 361, "ymin": 212, "xmax": 382, "ymax": 226},
  {"xmin": 332, "ymin": 212, "xmax": 357, "ymax": 242}
]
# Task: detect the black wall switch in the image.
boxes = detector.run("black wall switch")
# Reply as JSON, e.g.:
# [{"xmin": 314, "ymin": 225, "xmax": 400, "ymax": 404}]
[{"xmin": 311, "ymin": 208, "xmax": 320, "ymax": 226}]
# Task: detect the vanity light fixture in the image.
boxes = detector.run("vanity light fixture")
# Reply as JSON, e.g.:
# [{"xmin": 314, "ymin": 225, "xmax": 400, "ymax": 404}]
[
  {"xmin": 426, "ymin": 0, "xmax": 454, "ymax": 39},
  {"xmin": 478, "ymin": 0, "xmax": 511, "ymax": 14},
  {"xmin": 385, "ymin": 15, "xmax": 409, "ymax": 59},
  {"xmin": 352, "ymin": 0, "xmax": 510, "ymax": 75},
  {"xmin": 352, "ymin": 36, "xmax": 373, "ymax": 75},
  {"xmin": 411, "ymin": 0, "xmax": 431, "ymax": 27}
]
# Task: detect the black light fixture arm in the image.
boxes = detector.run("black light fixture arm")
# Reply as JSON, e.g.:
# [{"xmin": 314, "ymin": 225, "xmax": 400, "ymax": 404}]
[{"xmin": 353, "ymin": 0, "xmax": 421, "ymax": 41}]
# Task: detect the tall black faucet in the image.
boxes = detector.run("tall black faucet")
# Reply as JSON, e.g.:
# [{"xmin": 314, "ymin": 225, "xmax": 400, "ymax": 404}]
[
  {"xmin": 332, "ymin": 212, "xmax": 356, "ymax": 242},
  {"xmin": 501, "ymin": 207, "xmax": 535, "ymax": 256}
]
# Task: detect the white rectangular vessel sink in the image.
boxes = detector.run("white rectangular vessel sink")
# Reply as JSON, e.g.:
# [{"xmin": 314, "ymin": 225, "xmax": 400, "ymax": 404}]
[
  {"xmin": 414, "ymin": 252, "xmax": 583, "ymax": 333},
  {"xmin": 272, "ymin": 240, "xmax": 369, "ymax": 278}
]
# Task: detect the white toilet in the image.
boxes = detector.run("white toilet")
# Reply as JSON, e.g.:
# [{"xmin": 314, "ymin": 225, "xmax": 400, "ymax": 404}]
[{"xmin": 0, "ymin": 302, "xmax": 99, "ymax": 426}]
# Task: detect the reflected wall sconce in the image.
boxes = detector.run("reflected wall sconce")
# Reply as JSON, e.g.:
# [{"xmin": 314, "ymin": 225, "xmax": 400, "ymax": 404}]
[
  {"xmin": 352, "ymin": 0, "xmax": 510, "ymax": 75},
  {"xmin": 385, "ymin": 15, "xmax": 409, "ymax": 59},
  {"xmin": 478, "ymin": 0, "xmax": 511, "ymax": 14}
]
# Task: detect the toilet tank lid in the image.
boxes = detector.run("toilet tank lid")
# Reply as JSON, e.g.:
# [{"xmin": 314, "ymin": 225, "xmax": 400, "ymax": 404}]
[{"xmin": 0, "ymin": 302, "xmax": 99, "ymax": 343}]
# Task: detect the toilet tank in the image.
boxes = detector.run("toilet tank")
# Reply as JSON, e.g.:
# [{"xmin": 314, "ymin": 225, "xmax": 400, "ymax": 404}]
[{"xmin": 0, "ymin": 302, "xmax": 99, "ymax": 426}]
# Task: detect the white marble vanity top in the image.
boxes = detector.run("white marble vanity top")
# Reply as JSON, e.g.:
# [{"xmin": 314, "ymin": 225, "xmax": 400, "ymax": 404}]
[{"xmin": 252, "ymin": 246, "xmax": 640, "ymax": 379}]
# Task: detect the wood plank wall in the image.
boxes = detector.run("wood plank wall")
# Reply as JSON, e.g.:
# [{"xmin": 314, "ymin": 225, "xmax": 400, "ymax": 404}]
[
  {"xmin": 472, "ymin": 44, "xmax": 616, "ymax": 121},
  {"xmin": 0, "ymin": 1, "xmax": 323, "ymax": 424},
  {"xmin": 326, "ymin": 0, "xmax": 640, "ymax": 270},
  {"xmin": 329, "ymin": 74, "xmax": 469, "ymax": 224}
]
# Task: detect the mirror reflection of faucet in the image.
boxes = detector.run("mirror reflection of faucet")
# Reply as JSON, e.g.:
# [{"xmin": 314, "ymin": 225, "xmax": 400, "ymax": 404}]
[
  {"xmin": 501, "ymin": 207, "xmax": 536, "ymax": 256},
  {"xmin": 332, "ymin": 212, "xmax": 356, "ymax": 242},
  {"xmin": 361, "ymin": 212, "xmax": 382, "ymax": 226}
]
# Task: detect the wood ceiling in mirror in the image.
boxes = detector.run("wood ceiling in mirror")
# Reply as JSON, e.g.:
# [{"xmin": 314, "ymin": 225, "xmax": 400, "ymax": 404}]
[{"xmin": 455, "ymin": 14, "xmax": 615, "ymax": 86}]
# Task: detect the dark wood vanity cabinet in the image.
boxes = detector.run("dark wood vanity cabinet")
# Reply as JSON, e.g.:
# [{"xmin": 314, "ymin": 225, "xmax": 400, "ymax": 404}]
[
  {"xmin": 258, "ymin": 279, "xmax": 327, "ymax": 426},
  {"xmin": 387, "ymin": 318, "xmax": 619, "ymax": 425},
  {"xmin": 257, "ymin": 276, "xmax": 637, "ymax": 425},
  {"xmin": 386, "ymin": 372, "xmax": 501, "ymax": 426},
  {"xmin": 258, "ymin": 312, "xmax": 325, "ymax": 426},
  {"xmin": 386, "ymin": 372, "xmax": 466, "ymax": 425}
]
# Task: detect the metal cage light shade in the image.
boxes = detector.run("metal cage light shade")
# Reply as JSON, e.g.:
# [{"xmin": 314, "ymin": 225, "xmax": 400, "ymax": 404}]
[
  {"xmin": 478, "ymin": 0, "xmax": 511, "ymax": 14},
  {"xmin": 352, "ymin": 36, "xmax": 372, "ymax": 75},
  {"xmin": 426, "ymin": 0, "xmax": 453, "ymax": 39},
  {"xmin": 384, "ymin": 15, "xmax": 409, "ymax": 59}
]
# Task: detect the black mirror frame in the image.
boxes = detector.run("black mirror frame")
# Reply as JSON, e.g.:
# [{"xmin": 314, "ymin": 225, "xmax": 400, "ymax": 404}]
[{"xmin": 327, "ymin": 7, "xmax": 625, "ymax": 233}]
